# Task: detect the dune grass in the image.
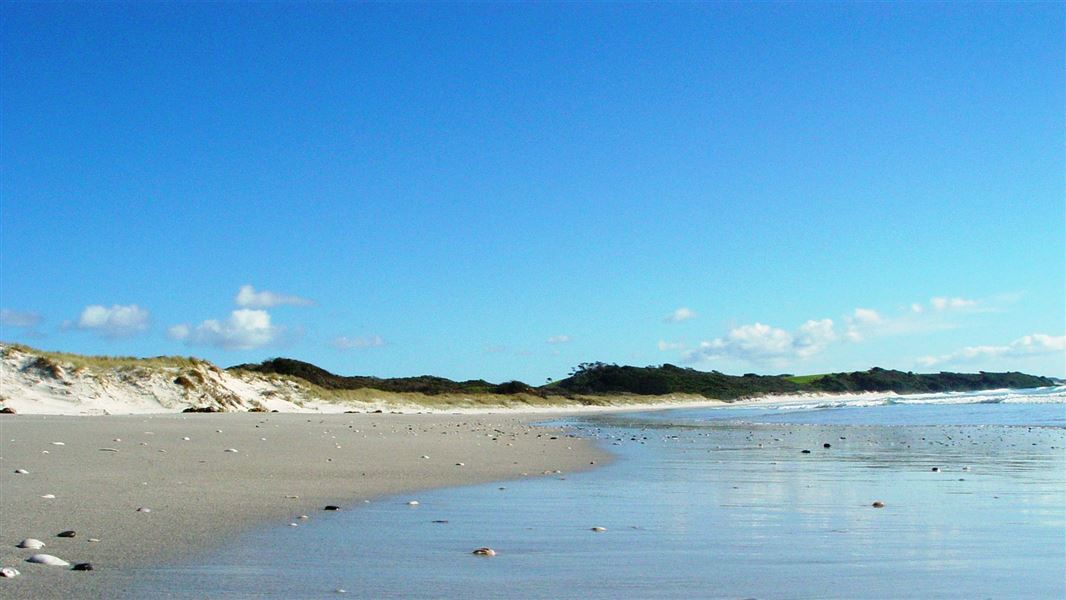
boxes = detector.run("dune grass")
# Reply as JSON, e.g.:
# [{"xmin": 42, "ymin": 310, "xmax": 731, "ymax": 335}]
[{"xmin": 2, "ymin": 342, "xmax": 204, "ymax": 372}]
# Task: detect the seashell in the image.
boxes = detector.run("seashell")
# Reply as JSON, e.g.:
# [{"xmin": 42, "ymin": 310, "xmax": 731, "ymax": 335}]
[
  {"xmin": 182, "ymin": 437, "xmax": 191, "ymax": 441},
  {"xmin": 99, "ymin": 448, "xmax": 119, "ymax": 452},
  {"xmin": 591, "ymin": 527, "xmax": 607, "ymax": 532},
  {"xmin": 136, "ymin": 507, "xmax": 151, "ymax": 513},
  {"xmin": 872, "ymin": 501, "xmax": 885, "ymax": 508},
  {"xmin": 471, "ymin": 547, "xmax": 496, "ymax": 556},
  {"xmin": 14, "ymin": 469, "xmax": 28, "ymax": 474},
  {"xmin": 41, "ymin": 494, "xmax": 56, "ymax": 499},
  {"xmin": 26, "ymin": 554, "xmax": 69, "ymax": 566},
  {"xmin": 406, "ymin": 500, "xmax": 419, "ymax": 506},
  {"xmin": 0, "ymin": 567, "xmax": 20, "ymax": 578},
  {"xmin": 224, "ymin": 448, "xmax": 239, "ymax": 453},
  {"xmin": 16, "ymin": 539, "xmax": 45, "ymax": 549},
  {"xmin": 51, "ymin": 442, "xmax": 65, "ymax": 446}
]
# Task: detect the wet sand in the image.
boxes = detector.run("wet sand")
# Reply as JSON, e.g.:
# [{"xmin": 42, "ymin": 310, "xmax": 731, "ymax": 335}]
[{"xmin": 0, "ymin": 412, "xmax": 609, "ymax": 599}]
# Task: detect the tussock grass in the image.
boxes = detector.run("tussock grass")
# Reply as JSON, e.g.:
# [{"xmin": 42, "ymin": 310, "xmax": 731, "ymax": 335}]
[{"xmin": 2, "ymin": 342, "xmax": 204, "ymax": 372}]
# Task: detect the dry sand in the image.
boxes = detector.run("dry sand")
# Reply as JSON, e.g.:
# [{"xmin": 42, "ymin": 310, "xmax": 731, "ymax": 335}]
[{"xmin": 0, "ymin": 412, "xmax": 608, "ymax": 599}]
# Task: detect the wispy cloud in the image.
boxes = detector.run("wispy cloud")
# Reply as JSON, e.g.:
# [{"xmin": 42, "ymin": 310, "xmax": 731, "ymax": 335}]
[
  {"xmin": 333, "ymin": 335, "xmax": 385, "ymax": 350},
  {"xmin": 918, "ymin": 334, "xmax": 1065, "ymax": 368},
  {"xmin": 547, "ymin": 335, "xmax": 572, "ymax": 345},
  {"xmin": 1, "ymin": 308, "xmax": 42, "ymax": 328},
  {"xmin": 664, "ymin": 307, "xmax": 696, "ymax": 323},
  {"xmin": 170, "ymin": 309, "xmax": 280, "ymax": 350},
  {"xmin": 234, "ymin": 285, "xmax": 313, "ymax": 309},
  {"xmin": 657, "ymin": 340, "xmax": 688, "ymax": 352},
  {"xmin": 686, "ymin": 319, "xmax": 836, "ymax": 365},
  {"xmin": 70, "ymin": 304, "xmax": 150, "ymax": 338}
]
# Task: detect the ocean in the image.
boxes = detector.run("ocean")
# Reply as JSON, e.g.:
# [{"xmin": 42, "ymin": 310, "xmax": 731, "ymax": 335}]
[{"xmin": 128, "ymin": 386, "xmax": 1066, "ymax": 599}]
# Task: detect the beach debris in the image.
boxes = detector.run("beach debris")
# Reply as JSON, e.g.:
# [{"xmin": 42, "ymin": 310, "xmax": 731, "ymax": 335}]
[
  {"xmin": 407, "ymin": 500, "xmax": 420, "ymax": 506},
  {"xmin": 289, "ymin": 523, "xmax": 299, "ymax": 527},
  {"xmin": 324, "ymin": 505, "xmax": 341, "ymax": 511},
  {"xmin": 431, "ymin": 520, "xmax": 449, "ymax": 524},
  {"xmin": 182, "ymin": 437, "xmax": 191, "ymax": 441},
  {"xmin": 224, "ymin": 448, "xmax": 239, "ymax": 453},
  {"xmin": 931, "ymin": 467, "xmax": 940, "ymax": 472},
  {"xmin": 57, "ymin": 531, "xmax": 76, "ymax": 538},
  {"xmin": 591, "ymin": 527, "xmax": 607, "ymax": 532},
  {"xmin": 88, "ymin": 538, "xmax": 101, "ymax": 543},
  {"xmin": 0, "ymin": 407, "xmax": 16, "ymax": 414},
  {"xmin": 26, "ymin": 554, "xmax": 70, "ymax": 566},
  {"xmin": 455, "ymin": 462, "xmax": 465, "ymax": 466},
  {"xmin": 14, "ymin": 469, "xmax": 28, "ymax": 474},
  {"xmin": 51, "ymin": 441, "xmax": 66, "ymax": 446},
  {"xmin": 41, "ymin": 494, "xmax": 56, "ymax": 499},
  {"xmin": 99, "ymin": 448, "xmax": 119, "ymax": 452},
  {"xmin": 136, "ymin": 507, "xmax": 151, "ymax": 513},
  {"xmin": 421, "ymin": 455, "xmax": 430, "ymax": 459},
  {"xmin": 335, "ymin": 589, "xmax": 347, "ymax": 594},
  {"xmin": 16, "ymin": 539, "xmax": 45, "ymax": 549},
  {"xmin": 72, "ymin": 562, "xmax": 94, "ymax": 571},
  {"xmin": 800, "ymin": 450, "xmax": 811, "ymax": 454},
  {"xmin": 471, "ymin": 547, "xmax": 496, "ymax": 556},
  {"xmin": 823, "ymin": 443, "xmax": 831, "ymax": 448},
  {"xmin": 0, "ymin": 567, "xmax": 20, "ymax": 578},
  {"xmin": 299, "ymin": 515, "xmax": 309, "ymax": 520},
  {"xmin": 872, "ymin": 501, "xmax": 885, "ymax": 508}
]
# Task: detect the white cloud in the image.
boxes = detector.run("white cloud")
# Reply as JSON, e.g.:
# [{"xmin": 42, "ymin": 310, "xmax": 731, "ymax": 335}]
[
  {"xmin": 930, "ymin": 296, "xmax": 977, "ymax": 311},
  {"xmin": 664, "ymin": 307, "xmax": 696, "ymax": 323},
  {"xmin": 687, "ymin": 319, "xmax": 836, "ymax": 365},
  {"xmin": 918, "ymin": 333, "xmax": 1066, "ymax": 367},
  {"xmin": 1, "ymin": 308, "xmax": 42, "ymax": 328},
  {"xmin": 172, "ymin": 309, "xmax": 279, "ymax": 350},
  {"xmin": 74, "ymin": 304, "xmax": 150, "ymax": 338},
  {"xmin": 658, "ymin": 340, "xmax": 687, "ymax": 352},
  {"xmin": 547, "ymin": 335, "xmax": 572, "ymax": 345},
  {"xmin": 234, "ymin": 285, "xmax": 313, "ymax": 309},
  {"xmin": 333, "ymin": 335, "xmax": 385, "ymax": 350}
]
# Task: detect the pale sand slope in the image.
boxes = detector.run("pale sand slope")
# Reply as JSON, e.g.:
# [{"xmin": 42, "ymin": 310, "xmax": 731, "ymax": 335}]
[{"xmin": 0, "ymin": 412, "xmax": 609, "ymax": 599}]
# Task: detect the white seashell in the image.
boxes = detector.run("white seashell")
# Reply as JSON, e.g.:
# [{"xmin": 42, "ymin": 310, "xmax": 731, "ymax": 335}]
[
  {"xmin": 99, "ymin": 448, "xmax": 119, "ymax": 452},
  {"xmin": 14, "ymin": 469, "xmax": 28, "ymax": 474},
  {"xmin": 88, "ymin": 538, "xmax": 100, "ymax": 543},
  {"xmin": 591, "ymin": 527, "xmax": 607, "ymax": 532},
  {"xmin": 136, "ymin": 507, "xmax": 151, "ymax": 513},
  {"xmin": 26, "ymin": 554, "xmax": 69, "ymax": 566},
  {"xmin": 41, "ymin": 494, "xmax": 56, "ymax": 499},
  {"xmin": 51, "ymin": 442, "xmax": 65, "ymax": 446},
  {"xmin": 471, "ymin": 547, "xmax": 496, "ymax": 556},
  {"xmin": 224, "ymin": 448, "xmax": 239, "ymax": 453},
  {"xmin": 182, "ymin": 437, "xmax": 191, "ymax": 441},
  {"xmin": 0, "ymin": 567, "xmax": 20, "ymax": 578},
  {"xmin": 17, "ymin": 539, "xmax": 45, "ymax": 549},
  {"xmin": 407, "ymin": 500, "xmax": 419, "ymax": 506}
]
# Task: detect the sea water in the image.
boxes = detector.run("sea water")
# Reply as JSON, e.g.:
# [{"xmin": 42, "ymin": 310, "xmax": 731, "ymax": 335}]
[{"xmin": 127, "ymin": 386, "xmax": 1065, "ymax": 599}]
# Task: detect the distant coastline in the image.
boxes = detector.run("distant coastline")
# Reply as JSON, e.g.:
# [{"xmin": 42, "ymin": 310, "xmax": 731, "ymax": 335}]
[{"xmin": 0, "ymin": 342, "xmax": 1055, "ymax": 415}]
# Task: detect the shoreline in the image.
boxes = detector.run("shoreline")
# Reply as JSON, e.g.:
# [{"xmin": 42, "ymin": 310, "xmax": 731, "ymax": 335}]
[{"xmin": 0, "ymin": 412, "xmax": 611, "ymax": 599}]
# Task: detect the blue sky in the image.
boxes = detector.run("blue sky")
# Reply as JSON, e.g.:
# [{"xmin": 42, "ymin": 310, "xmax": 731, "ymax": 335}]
[{"xmin": 2, "ymin": 3, "xmax": 1063, "ymax": 382}]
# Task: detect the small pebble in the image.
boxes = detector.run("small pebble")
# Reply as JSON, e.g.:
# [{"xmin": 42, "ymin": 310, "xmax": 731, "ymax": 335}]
[
  {"xmin": 0, "ymin": 567, "xmax": 19, "ymax": 578},
  {"xmin": 224, "ymin": 448, "xmax": 239, "ymax": 453},
  {"xmin": 136, "ymin": 507, "xmax": 151, "ymax": 513},
  {"xmin": 72, "ymin": 562, "xmax": 93, "ymax": 571},
  {"xmin": 14, "ymin": 469, "xmax": 28, "ymax": 474},
  {"xmin": 88, "ymin": 538, "xmax": 101, "ymax": 543},
  {"xmin": 872, "ymin": 501, "xmax": 885, "ymax": 508},
  {"xmin": 299, "ymin": 515, "xmax": 309, "ymax": 520},
  {"xmin": 591, "ymin": 527, "xmax": 607, "ymax": 532},
  {"xmin": 51, "ymin": 442, "xmax": 65, "ymax": 446},
  {"xmin": 57, "ymin": 531, "xmax": 76, "ymax": 538},
  {"xmin": 16, "ymin": 539, "xmax": 45, "ymax": 549},
  {"xmin": 41, "ymin": 494, "xmax": 56, "ymax": 499},
  {"xmin": 324, "ymin": 505, "xmax": 341, "ymax": 511},
  {"xmin": 26, "ymin": 554, "xmax": 69, "ymax": 566},
  {"xmin": 471, "ymin": 547, "xmax": 496, "ymax": 556}
]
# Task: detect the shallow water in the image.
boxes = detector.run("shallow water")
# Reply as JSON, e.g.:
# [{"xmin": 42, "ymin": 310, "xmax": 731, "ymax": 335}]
[{"xmin": 128, "ymin": 387, "xmax": 1066, "ymax": 599}]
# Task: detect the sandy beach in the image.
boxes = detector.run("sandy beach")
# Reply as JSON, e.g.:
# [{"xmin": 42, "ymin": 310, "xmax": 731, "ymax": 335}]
[{"xmin": 0, "ymin": 412, "xmax": 609, "ymax": 599}]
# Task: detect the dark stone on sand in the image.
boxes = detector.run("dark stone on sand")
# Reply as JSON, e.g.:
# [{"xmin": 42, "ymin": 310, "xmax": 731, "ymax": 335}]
[
  {"xmin": 801, "ymin": 449, "xmax": 811, "ymax": 454},
  {"xmin": 57, "ymin": 531, "xmax": 76, "ymax": 538},
  {"xmin": 0, "ymin": 407, "xmax": 16, "ymax": 414},
  {"xmin": 183, "ymin": 406, "xmax": 222, "ymax": 413},
  {"xmin": 324, "ymin": 505, "xmax": 341, "ymax": 511},
  {"xmin": 931, "ymin": 467, "xmax": 940, "ymax": 472},
  {"xmin": 872, "ymin": 501, "xmax": 885, "ymax": 508},
  {"xmin": 431, "ymin": 520, "xmax": 449, "ymax": 524},
  {"xmin": 823, "ymin": 443, "xmax": 831, "ymax": 448},
  {"xmin": 72, "ymin": 563, "xmax": 93, "ymax": 571}
]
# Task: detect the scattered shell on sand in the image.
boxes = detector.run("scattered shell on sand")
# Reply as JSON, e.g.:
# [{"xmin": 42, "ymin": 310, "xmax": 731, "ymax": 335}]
[
  {"xmin": 471, "ymin": 547, "xmax": 496, "ymax": 556},
  {"xmin": 88, "ymin": 538, "xmax": 101, "ymax": 543},
  {"xmin": 17, "ymin": 539, "xmax": 45, "ymax": 549},
  {"xmin": 41, "ymin": 494, "xmax": 56, "ymax": 499},
  {"xmin": 14, "ymin": 469, "xmax": 28, "ymax": 474},
  {"xmin": 224, "ymin": 448, "xmax": 239, "ymax": 453},
  {"xmin": 299, "ymin": 515, "xmax": 309, "ymax": 520},
  {"xmin": 0, "ymin": 567, "xmax": 20, "ymax": 578},
  {"xmin": 872, "ymin": 501, "xmax": 885, "ymax": 508},
  {"xmin": 26, "ymin": 554, "xmax": 70, "ymax": 566},
  {"xmin": 407, "ymin": 500, "xmax": 420, "ymax": 506},
  {"xmin": 182, "ymin": 437, "xmax": 191, "ymax": 441},
  {"xmin": 591, "ymin": 527, "xmax": 607, "ymax": 532},
  {"xmin": 51, "ymin": 442, "xmax": 65, "ymax": 446},
  {"xmin": 421, "ymin": 455, "xmax": 430, "ymax": 459},
  {"xmin": 289, "ymin": 523, "xmax": 299, "ymax": 527},
  {"xmin": 136, "ymin": 507, "xmax": 151, "ymax": 513},
  {"xmin": 455, "ymin": 462, "xmax": 465, "ymax": 466},
  {"xmin": 99, "ymin": 448, "xmax": 119, "ymax": 452}
]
